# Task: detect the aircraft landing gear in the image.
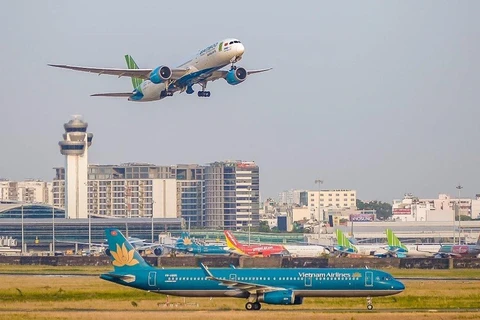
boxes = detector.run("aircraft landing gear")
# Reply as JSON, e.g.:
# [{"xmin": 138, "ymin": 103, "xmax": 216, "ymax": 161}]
[
  {"xmin": 366, "ymin": 297, "xmax": 373, "ymax": 310},
  {"xmin": 198, "ymin": 91, "xmax": 211, "ymax": 97},
  {"xmin": 160, "ymin": 90, "xmax": 173, "ymax": 98},
  {"xmin": 245, "ymin": 302, "xmax": 261, "ymax": 311},
  {"xmin": 197, "ymin": 82, "xmax": 210, "ymax": 97}
]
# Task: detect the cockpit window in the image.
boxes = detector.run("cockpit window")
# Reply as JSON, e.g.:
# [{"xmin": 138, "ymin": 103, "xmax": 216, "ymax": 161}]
[
  {"xmin": 234, "ymin": 40, "xmax": 239, "ymax": 43},
  {"xmin": 229, "ymin": 41, "xmax": 233, "ymax": 45}
]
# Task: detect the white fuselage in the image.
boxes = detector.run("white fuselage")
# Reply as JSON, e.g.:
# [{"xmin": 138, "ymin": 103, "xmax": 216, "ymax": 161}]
[
  {"xmin": 283, "ymin": 245, "xmax": 330, "ymax": 257},
  {"xmin": 354, "ymin": 244, "xmax": 389, "ymax": 257},
  {"xmin": 134, "ymin": 38, "xmax": 245, "ymax": 101},
  {"xmin": 403, "ymin": 244, "xmax": 442, "ymax": 257}
]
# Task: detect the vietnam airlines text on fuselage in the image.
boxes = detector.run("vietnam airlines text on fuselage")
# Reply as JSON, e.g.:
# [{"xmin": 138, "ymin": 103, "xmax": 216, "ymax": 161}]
[
  {"xmin": 136, "ymin": 39, "xmax": 245, "ymax": 101},
  {"xmin": 101, "ymin": 228, "xmax": 405, "ymax": 311}
]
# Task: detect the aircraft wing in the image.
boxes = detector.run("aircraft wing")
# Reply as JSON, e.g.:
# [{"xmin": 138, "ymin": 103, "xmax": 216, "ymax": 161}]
[
  {"xmin": 55, "ymin": 239, "xmax": 108, "ymax": 247},
  {"xmin": 91, "ymin": 92, "xmax": 132, "ymax": 97},
  {"xmin": 204, "ymin": 68, "xmax": 273, "ymax": 82},
  {"xmin": 200, "ymin": 263, "xmax": 283, "ymax": 293},
  {"xmin": 48, "ymin": 64, "xmax": 188, "ymax": 80}
]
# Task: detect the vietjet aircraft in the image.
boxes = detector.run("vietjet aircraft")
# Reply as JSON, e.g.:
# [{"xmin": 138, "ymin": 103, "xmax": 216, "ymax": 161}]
[
  {"xmin": 48, "ymin": 38, "xmax": 271, "ymax": 102},
  {"xmin": 101, "ymin": 228, "xmax": 404, "ymax": 311},
  {"xmin": 224, "ymin": 230, "xmax": 287, "ymax": 257}
]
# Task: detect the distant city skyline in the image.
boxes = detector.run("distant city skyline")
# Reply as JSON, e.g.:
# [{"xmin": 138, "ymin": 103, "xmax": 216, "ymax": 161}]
[{"xmin": 1, "ymin": 2, "xmax": 479, "ymax": 203}]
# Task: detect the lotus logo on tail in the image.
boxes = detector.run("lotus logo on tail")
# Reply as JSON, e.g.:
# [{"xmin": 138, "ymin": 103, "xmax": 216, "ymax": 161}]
[{"xmin": 111, "ymin": 243, "xmax": 139, "ymax": 267}]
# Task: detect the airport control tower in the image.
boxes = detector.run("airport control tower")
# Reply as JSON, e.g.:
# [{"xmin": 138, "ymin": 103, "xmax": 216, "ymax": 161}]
[{"xmin": 58, "ymin": 116, "xmax": 93, "ymax": 219}]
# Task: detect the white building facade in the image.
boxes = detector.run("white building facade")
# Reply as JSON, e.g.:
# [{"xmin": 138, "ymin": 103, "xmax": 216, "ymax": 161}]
[
  {"xmin": 392, "ymin": 193, "xmax": 472, "ymax": 222},
  {"xmin": 308, "ymin": 189, "xmax": 357, "ymax": 221},
  {"xmin": 0, "ymin": 179, "xmax": 52, "ymax": 204},
  {"xmin": 53, "ymin": 164, "xmax": 177, "ymax": 219}
]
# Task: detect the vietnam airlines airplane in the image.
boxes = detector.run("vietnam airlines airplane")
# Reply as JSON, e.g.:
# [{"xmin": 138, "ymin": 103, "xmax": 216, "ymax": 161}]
[
  {"xmin": 164, "ymin": 232, "xmax": 231, "ymax": 256},
  {"xmin": 101, "ymin": 228, "xmax": 405, "ymax": 311},
  {"xmin": 224, "ymin": 230, "xmax": 288, "ymax": 257},
  {"xmin": 48, "ymin": 38, "xmax": 271, "ymax": 102}
]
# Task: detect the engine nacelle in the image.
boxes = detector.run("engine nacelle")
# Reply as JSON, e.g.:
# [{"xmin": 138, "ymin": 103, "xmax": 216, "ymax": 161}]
[
  {"xmin": 149, "ymin": 66, "xmax": 172, "ymax": 84},
  {"xmin": 153, "ymin": 247, "xmax": 163, "ymax": 256},
  {"xmin": 225, "ymin": 67, "xmax": 247, "ymax": 85},
  {"xmin": 258, "ymin": 289, "xmax": 302, "ymax": 305}
]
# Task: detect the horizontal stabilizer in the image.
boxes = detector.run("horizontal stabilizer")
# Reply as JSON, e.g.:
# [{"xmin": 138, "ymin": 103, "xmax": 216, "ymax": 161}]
[{"xmin": 91, "ymin": 92, "xmax": 131, "ymax": 98}]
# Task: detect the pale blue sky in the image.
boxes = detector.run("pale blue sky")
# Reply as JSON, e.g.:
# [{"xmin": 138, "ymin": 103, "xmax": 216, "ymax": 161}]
[{"xmin": 1, "ymin": 1, "xmax": 479, "ymax": 201}]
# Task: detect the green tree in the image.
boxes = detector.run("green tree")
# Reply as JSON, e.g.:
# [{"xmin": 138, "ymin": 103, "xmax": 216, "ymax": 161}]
[{"xmin": 357, "ymin": 199, "xmax": 392, "ymax": 220}]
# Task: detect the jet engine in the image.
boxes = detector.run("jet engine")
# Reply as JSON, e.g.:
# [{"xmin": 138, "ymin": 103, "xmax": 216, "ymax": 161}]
[
  {"xmin": 149, "ymin": 66, "xmax": 172, "ymax": 84},
  {"xmin": 153, "ymin": 247, "xmax": 163, "ymax": 256},
  {"xmin": 258, "ymin": 289, "xmax": 303, "ymax": 305},
  {"xmin": 225, "ymin": 67, "xmax": 247, "ymax": 85}
]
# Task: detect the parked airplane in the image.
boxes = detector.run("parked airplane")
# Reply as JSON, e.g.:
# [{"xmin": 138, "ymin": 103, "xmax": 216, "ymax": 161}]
[
  {"xmin": 435, "ymin": 234, "xmax": 480, "ymax": 258},
  {"xmin": 164, "ymin": 232, "xmax": 231, "ymax": 256},
  {"xmin": 334, "ymin": 230, "xmax": 388, "ymax": 257},
  {"xmin": 224, "ymin": 230, "xmax": 288, "ymax": 257},
  {"xmin": 49, "ymin": 38, "xmax": 271, "ymax": 102},
  {"xmin": 101, "ymin": 228, "xmax": 405, "ymax": 310},
  {"xmin": 385, "ymin": 229, "xmax": 441, "ymax": 258},
  {"xmin": 56, "ymin": 236, "xmax": 164, "ymax": 256}
]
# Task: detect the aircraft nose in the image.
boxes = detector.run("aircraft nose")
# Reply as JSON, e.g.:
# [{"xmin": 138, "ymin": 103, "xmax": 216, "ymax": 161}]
[
  {"xmin": 393, "ymin": 280, "xmax": 405, "ymax": 292},
  {"xmin": 237, "ymin": 43, "xmax": 245, "ymax": 56}
]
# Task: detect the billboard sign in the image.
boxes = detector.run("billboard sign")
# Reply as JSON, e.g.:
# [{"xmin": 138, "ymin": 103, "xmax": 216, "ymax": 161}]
[
  {"xmin": 349, "ymin": 214, "xmax": 375, "ymax": 222},
  {"xmin": 393, "ymin": 208, "xmax": 411, "ymax": 215}
]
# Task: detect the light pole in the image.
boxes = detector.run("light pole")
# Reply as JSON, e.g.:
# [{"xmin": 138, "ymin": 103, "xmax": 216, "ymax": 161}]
[
  {"xmin": 151, "ymin": 200, "xmax": 155, "ymax": 243},
  {"xmin": 88, "ymin": 212, "xmax": 91, "ymax": 253},
  {"xmin": 52, "ymin": 206, "xmax": 55, "ymax": 254},
  {"xmin": 314, "ymin": 179, "xmax": 323, "ymax": 242},
  {"xmin": 21, "ymin": 204, "xmax": 24, "ymax": 255},
  {"xmin": 248, "ymin": 187, "xmax": 251, "ymax": 245},
  {"xmin": 456, "ymin": 184, "xmax": 463, "ymax": 244}
]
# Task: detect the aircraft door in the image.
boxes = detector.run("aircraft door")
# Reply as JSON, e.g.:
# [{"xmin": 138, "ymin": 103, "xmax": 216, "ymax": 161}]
[
  {"xmin": 148, "ymin": 271, "xmax": 157, "ymax": 287},
  {"xmin": 229, "ymin": 274, "xmax": 237, "ymax": 281},
  {"xmin": 365, "ymin": 271, "xmax": 373, "ymax": 287},
  {"xmin": 304, "ymin": 274, "xmax": 312, "ymax": 287}
]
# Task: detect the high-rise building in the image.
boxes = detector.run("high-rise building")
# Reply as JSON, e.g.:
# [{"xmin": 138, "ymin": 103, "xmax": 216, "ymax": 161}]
[
  {"xmin": 170, "ymin": 164, "xmax": 205, "ymax": 227},
  {"xmin": 204, "ymin": 161, "xmax": 259, "ymax": 230},
  {"xmin": 0, "ymin": 179, "xmax": 52, "ymax": 204},
  {"xmin": 277, "ymin": 189, "xmax": 307, "ymax": 205},
  {"xmin": 58, "ymin": 116, "xmax": 93, "ymax": 219},
  {"xmin": 53, "ymin": 163, "xmax": 177, "ymax": 219}
]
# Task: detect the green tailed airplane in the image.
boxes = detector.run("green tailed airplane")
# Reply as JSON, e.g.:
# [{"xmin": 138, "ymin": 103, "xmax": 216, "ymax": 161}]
[{"xmin": 100, "ymin": 228, "xmax": 404, "ymax": 311}]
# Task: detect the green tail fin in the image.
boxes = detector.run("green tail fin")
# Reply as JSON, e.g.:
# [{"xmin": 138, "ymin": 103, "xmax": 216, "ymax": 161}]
[
  {"xmin": 386, "ymin": 229, "xmax": 407, "ymax": 250},
  {"xmin": 104, "ymin": 228, "xmax": 152, "ymax": 271},
  {"xmin": 336, "ymin": 229, "xmax": 355, "ymax": 249},
  {"xmin": 124, "ymin": 55, "xmax": 143, "ymax": 89}
]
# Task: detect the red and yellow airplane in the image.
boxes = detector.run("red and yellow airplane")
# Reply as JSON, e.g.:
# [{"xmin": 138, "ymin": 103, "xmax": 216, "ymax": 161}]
[{"xmin": 224, "ymin": 230, "xmax": 288, "ymax": 257}]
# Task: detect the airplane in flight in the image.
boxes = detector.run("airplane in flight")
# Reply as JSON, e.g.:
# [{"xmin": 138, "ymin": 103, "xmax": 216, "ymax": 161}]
[
  {"xmin": 101, "ymin": 228, "xmax": 405, "ymax": 311},
  {"xmin": 385, "ymin": 229, "xmax": 441, "ymax": 258},
  {"xmin": 164, "ymin": 232, "xmax": 231, "ymax": 256},
  {"xmin": 48, "ymin": 38, "xmax": 271, "ymax": 102},
  {"xmin": 224, "ymin": 230, "xmax": 288, "ymax": 257},
  {"xmin": 334, "ymin": 230, "xmax": 389, "ymax": 257}
]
